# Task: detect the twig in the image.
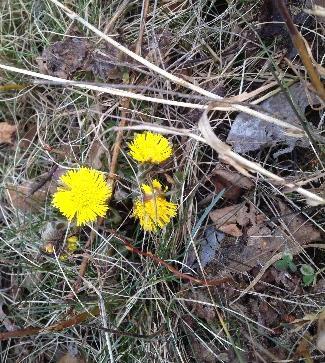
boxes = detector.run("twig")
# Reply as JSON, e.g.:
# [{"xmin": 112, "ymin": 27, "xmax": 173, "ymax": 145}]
[
  {"xmin": 278, "ymin": 0, "xmax": 325, "ymax": 100},
  {"xmin": 66, "ymin": 231, "xmax": 94, "ymax": 300},
  {"xmin": 108, "ymin": 99, "xmax": 128, "ymax": 190},
  {"xmin": 0, "ymin": 305, "xmax": 100, "ymax": 340},
  {"xmin": 101, "ymin": 0, "xmax": 131, "ymax": 36},
  {"xmin": 109, "ymin": 230, "xmax": 232, "ymax": 287},
  {"xmin": 135, "ymin": 0, "xmax": 150, "ymax": 56}
]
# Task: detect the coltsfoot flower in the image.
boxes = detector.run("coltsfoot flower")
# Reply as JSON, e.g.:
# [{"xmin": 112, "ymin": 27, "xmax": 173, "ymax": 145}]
[
  {"xmin": 66, "ymin": 235, "xmax": 79, "ymax": 253},
  {"xmin": 52, "ymin": 167, "xmax": 112, "ymax": 226},
  {"xmin": 128, "ymin": 131, "xmax": 172, "ymax": 164},
  {"xmin": 133, "ymin": 179, "xmax": 177, "ymax": 232}
]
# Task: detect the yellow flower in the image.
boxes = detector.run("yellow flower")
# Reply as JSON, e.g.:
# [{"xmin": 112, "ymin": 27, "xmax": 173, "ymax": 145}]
[
  {"xmin": 133, "ymin": 179, "xmax": 177, "ymax": 232},
  {"xmin": 59, "ymin": 253, "xmax": 69, "ymax": 262},
  {"xmin": 66, "ymin": 235, "xmax": 79, "ymax": 253},
  {"xmin": 128, "ymin": 132, "xmax": 172, "ymax": 164},
  {"xmin": 52, "ymin": 167, "xmax": 112, "ymax": 226}
]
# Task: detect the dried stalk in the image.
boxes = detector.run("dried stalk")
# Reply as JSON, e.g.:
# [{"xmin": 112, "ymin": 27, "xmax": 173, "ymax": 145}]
[
  {"xmin": 0, "ymin": 64, "xmax": 305, "ymax": 136},
  {"xmin": 278, "ymin": 0, "xmax": 325, "ymax": 100}
]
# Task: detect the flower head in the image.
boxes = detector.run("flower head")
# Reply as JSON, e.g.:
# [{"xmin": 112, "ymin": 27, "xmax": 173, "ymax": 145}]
[
  {"xmin": 133, "ymin": 179, "xmax": 177, "ymax": 232},
  {"xmin": 66, "ymin": 235, "xmax": 79, "ymax": 253},
  {"xmin": 52, "ymin": 167, "xmax": 112, "ymax": 226},
  {"xmin": 128, "ymin": 132, "xmax": 172, "ymax": 164}
]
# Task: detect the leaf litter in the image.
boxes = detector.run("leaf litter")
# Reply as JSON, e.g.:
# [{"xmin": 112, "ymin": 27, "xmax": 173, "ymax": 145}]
[
  {"xmin": 207, "ymin": 200, "xmax": 321, "ymax": 274},
  {"xmin": 6, "ymin": 167, "xmax": 64, "ymax": 214},
  {"xmin": 39, "ymin": 36, "xmax": 129, "ymax": 80},
  {"xmin": 226, "ymin": 82, "xmax": 322, "ymax": 156}
]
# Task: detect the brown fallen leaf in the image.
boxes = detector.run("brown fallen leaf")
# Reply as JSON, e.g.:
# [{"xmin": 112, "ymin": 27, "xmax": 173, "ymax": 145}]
[
  {"xmin": 6, "ymin": 170, "xmax": 62, "ymax": 213},
  {"xmin": 276, "ymin": 200, "xmax": 322, "ymax": 244},
  {"xmin": 209, "ymin": 203, "xmax": 251, "ymax": 237},
  {"xmin": 57, "ymin": 353, "xmax": 86, "ymax": 363},
  {"xmin": 18, "ymin": 123, "xmax": 37, "ymax": 149},
  {"xmin": 294, "ymin": 333, "xmax": 313, "ymax": 362},
  {"xmin": 39, "ymin": 37, "xmax": 90, "ymax": 79},
  {"xmin": 7, "ymin": 182, "xmax": 52, "ymax": 213},
  {"xmin": 0, "ymin": 122, "xmax": 16, "ymax": 144},
  {"xmin": 212, "ymin": 165, "xmax": 254, "ymax": 201},
  {"xmin": 86, "ymin": 138, "xmax": 109, "ymax": 169}
]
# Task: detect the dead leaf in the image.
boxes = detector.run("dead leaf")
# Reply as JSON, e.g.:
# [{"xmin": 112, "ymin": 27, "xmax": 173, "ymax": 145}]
[
  {"xmin": 212, "ymin": 165, "xmax": 254, "ymax": 201},
  {"xmin": 6, "ymin": 173, "xmax": 60, "ymax": 213},
  {"xmin": 86, "ymin": 139, "xmax": 109, "ymax": 169},
  {"xmin": 226, "ymin": 82, "xmax": 320, "ymax": 155},
  {"xmin": 276, "ymin": 200, "xmax": 322, "ymax": 243},
  {"xmin": 57, "ymin": 353, "xmax": 86, "ymax": 363},
  {"xmin": 0, "ymin": 122, "xmax": 16, "ymax": 144},
  {"xmin": 209, "ymin": 204, "xmax": 252, "ymax": 237},
  {"xmin": 39, "ymin": 37, "xmax": 90, "ymax": 79},
  {"xmin": 18, "ymin": 123, "xmax": 37, "ymax": 149},
  {"xmin": 294, "ymin": 333, "xmax": 313, "ymax": 361}
]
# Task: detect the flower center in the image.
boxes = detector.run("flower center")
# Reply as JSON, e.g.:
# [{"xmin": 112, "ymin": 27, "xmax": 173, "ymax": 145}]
[{"xmin": 70, "ymin": 185, "xmax": 93, "ymax": 209}]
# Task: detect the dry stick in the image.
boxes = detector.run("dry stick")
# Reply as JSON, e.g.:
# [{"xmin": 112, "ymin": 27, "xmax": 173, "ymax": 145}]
[
  {"xmin": 101, "ymin": 0, "xmax": 131, "ymax": 36},
  {"xmin": 47, "ymin": 0, "xmax": 306, "ymax": 136},
  {"xmin": 0, "ymin": 305, "xmax": 100, "ymax": 340},
  {"xmin": 278, "ymin": 0, "xmax": 325, "ymax": 101},
  {"xmin": 0, "ymin": 84, "xmax": 28, "ymax": 91},
  {"xmin": 66, "ymin": 232, "xmax": 94, "ymax": 300},
  {"xmin": 28, "ymin": 164, "xmax": 58, "ymax": 197},
  {"xmin": 135, "ymin": 0, "xmax": 150, "ymax": 56},
  {"xmin": 0, "ymin": 64, "xmax": 304, "ymax": 135},
  {"xmin": 110, "ymin": 230, "xmax": 232, "ymax": 287}
]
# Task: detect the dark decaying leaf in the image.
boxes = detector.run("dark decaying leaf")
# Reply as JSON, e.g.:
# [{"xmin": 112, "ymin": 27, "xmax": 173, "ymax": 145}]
[
  {"xmin": 39, "ymin": 37, "xmax": 125, "ymax": 80},
  {"xmin": 211, "ymin": 165, "xmax": 254, "ymax": 201}
]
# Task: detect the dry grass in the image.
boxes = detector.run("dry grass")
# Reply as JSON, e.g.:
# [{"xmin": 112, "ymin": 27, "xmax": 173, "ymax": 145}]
[{"xmin": 0, "ymin": 0, "xmax": 325, "ymax": 362}]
